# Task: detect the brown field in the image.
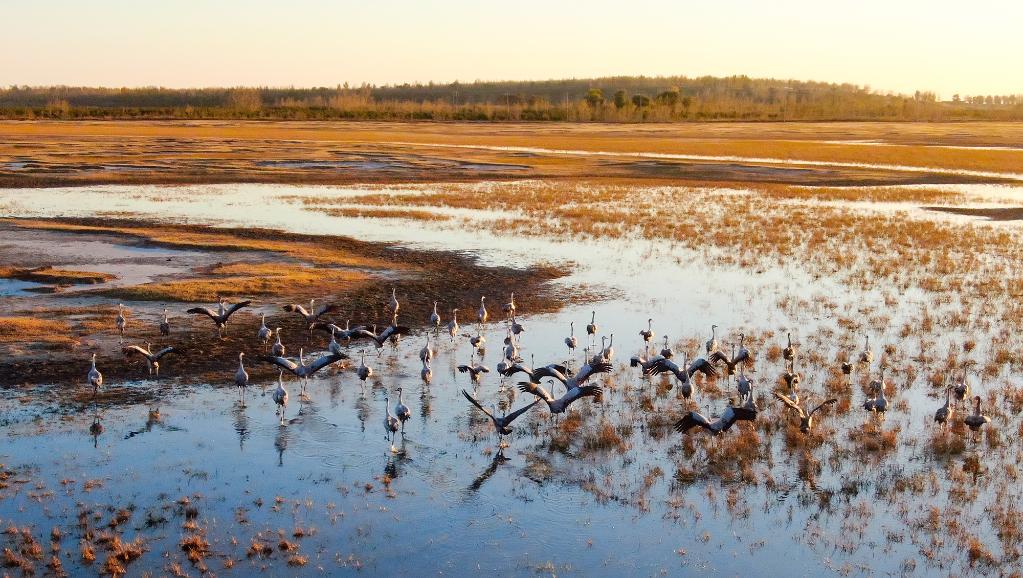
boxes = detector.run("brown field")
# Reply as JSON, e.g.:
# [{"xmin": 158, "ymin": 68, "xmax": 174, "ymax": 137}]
[{"xmin": 2, "ymin": 120, "xmax": 1022, "ymax": 189}]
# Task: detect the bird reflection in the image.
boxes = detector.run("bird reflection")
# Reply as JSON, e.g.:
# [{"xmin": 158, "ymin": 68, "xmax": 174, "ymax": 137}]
[
  {"xmin": 467, "ymin": 451, "xmax": 511, "ymax": 492},
  {"xmin": 89, "ymin": 411, "xmax": 103, "ymax": 448},
  {"xmin": 355, "ymin": 390, "xmax": 369, "ymax": 432},
  {"xmin": 232, "ymin": 402, "xmax": 250, "ymax": 451},
  {"xmin": 419, "ymin": 386, "xmax": 431, "ymax": 419},
  {"xmin": 124, "ymin": 408, "xmax": 183, "ymax": 440},
  {"xmin": 384, "ymin": 439, "xmax": 411, "ymax": 479},
  {"xmin": 329, "ymin": 380, "xmax": 341, "ymax": 406},
  {"xmin": 274, "ymin": 427, "xmax": 289, "ymax": 467}
]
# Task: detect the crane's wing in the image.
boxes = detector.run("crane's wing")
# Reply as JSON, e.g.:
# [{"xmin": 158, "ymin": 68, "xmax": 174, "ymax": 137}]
[
  {"xmin": 547, "ymin": 363, "xmax": 569, "ymax": 376},
  {"xmin": 688, "ymin": 357, "xmax": 719, "ymax": 378},
  {"xmin": 574, "ymin": 361, "xmax": 612, "ymax": 384},
  {"xmin": 732, "ymin": 348, "xmax": 751, "ymax": 366},
  {"xmin": 645, "ymin": 357, "xmax": 676, "ymax": 377},
  {"xmin": 122, "ymin": 345, "xmax": 151, "ymax": 358},
  {"xmin": 264, "ymin": 355, "xmax": 299, "ymax": 373},
  {"xmin": 564, "ymin": 385, "xmax": 603, "ymax": 405},
  {"xmin": 730, "ymin": 404, "xmax": 757, "ymax": 423},
  {"xmin": 223, "ymin": 300, "xmax": 252, "ymax": 319},
  {"xmin": 504, "ymin": 399, "xmax": 542, "ymax": 424},
  {"xmin": 283, "ymin": 304, "xmax": 310, "ymax": 317},
  {"xmin": 717, "ymin": 406, "xmax": 741, "ymax": 432},
  {"xmin": 772, "ymin": 391, "xmax": 802, "ymax": 413},
  {"xmin": 377, "ymin": 325, "xmax": 411, "ymax": 343},
  {"xmin": 709, "ymin": 350, "xmax": 730, "ymax": 366},
  {"xmin": 532, "ymin": 365, "xmax": 567, "ymax": 385},
  {"xmin": 517, "ymin": 381, "xmax": 555, "ymax": 402},
  {"xmin": 347, "ymin": 329, "xmax": 379, "ymax": 342},
  {"xmin": 311, "ymin": 322, "xmax": 344, "ymax": 336},
  {"xmin": 461, "ymin": 389, "xmax": 495, "ymax": 420},
  {"xmin": 674, "ymin": 411, "xmax": 711, "ymax": 434},
  {"xmin": 186, "ymin": 307, "xmax": 217, "ymax": 320},
  {"xmin": 809, "ymin": 398, "xmax": 838, "ymax": 417},
  {"xmin": 153, "ymin": 346, "xmax": 177, "ymax": 359},
  {"xmin": 457, "ymin": 364, "xmax": 475, "ymax": 375},
  {"xmin": 306, "ymin": 352, "xmax": 348, "ymax": 374},
  {"xmin": 313, "ymin": 302, "xmax": 339, "ymax": 317},
  {"xmin": 500, "ymin": 363, "xmax": 533, "ymax": 378}
]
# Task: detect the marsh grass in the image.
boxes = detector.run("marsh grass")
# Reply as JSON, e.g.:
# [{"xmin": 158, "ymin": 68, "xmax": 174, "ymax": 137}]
[
  {"xmin": 0, "ymin": 266, "xmax": 115, "ymax": 285},
  {"xmin": 0, "ymin": 316, "xmax": 75, "ymax": 347},
  {"xmin": 96, "ymin": 264, "xmax": 373, "ymax": 302}
]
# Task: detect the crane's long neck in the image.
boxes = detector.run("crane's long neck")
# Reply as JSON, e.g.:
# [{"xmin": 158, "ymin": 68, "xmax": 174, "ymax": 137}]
[
  {"xmin": 975, "ymin": 397, "xmax": 982, "ymax": 414},
  {"xmin": 91, "ymin": 354, "xmax": 97, "ymax": 370}
]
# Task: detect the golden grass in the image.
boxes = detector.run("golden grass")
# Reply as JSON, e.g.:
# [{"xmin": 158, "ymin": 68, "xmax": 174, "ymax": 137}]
[
  {"xmin": 0, "ymin": 266, "xmax": 115, "ymax": 285},
  {"xmin": 96, "ymin": 264, "xmax": 372, "ymax": 302},
  {"xmin": 309, "ymin": 206, "xmax": 451, "ymax": 221},
  {"xmin": 2, "ymin": 120, "xmax": 1021, "ymax": 190},
  {"xmin": 757, "ymin": 185, "xmax": 966, "ymax": 204},
  {"xmin": 0, "ymin": 317, "xmax": 75, "ymax": 346}
]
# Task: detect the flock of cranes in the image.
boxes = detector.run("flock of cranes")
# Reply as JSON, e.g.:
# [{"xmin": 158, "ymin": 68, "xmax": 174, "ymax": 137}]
[{"xmin": 87, "ymin": 289, "xmax": 993, "ymax": 455}]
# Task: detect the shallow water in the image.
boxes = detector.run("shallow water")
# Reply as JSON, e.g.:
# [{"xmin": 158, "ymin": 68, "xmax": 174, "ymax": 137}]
[
  {"xmin": 0, "ymin": 181, "xmax": 1020, "ymax": 575},
  {"xmin": 378, "ymin": 141, "xmax": 1023, "ymax": 182}
]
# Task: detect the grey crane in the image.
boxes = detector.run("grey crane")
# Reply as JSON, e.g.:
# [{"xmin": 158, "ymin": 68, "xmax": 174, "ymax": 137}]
[
  {"xmin": 774, "ymin": 392, "xmax": 837, "ymax": 433},
  {"xmin": 123, "ymin": 342, "xmax": 176, "ymax": 377},
  {"xmin": 462, "ymin": 389, "xmax": 540, "ymax": 443},
  {"xmin": 186, "ymin": 299, "xmax": 251, "ymax": 337},
  {"xmin": 159, "ymin": 308, "xmax": 170, "ymax": 336}
]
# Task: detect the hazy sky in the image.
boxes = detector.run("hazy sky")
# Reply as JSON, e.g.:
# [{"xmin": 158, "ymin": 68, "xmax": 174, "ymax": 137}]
[{"xmin": 2, "ymin": 0, "xmax": 1020, "ymax": 97}]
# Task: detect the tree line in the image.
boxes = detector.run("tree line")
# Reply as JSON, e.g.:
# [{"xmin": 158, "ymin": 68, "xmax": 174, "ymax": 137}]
[{"xmin": 1, "ymin": 75, "xmax": 1021, "ymax": 122}]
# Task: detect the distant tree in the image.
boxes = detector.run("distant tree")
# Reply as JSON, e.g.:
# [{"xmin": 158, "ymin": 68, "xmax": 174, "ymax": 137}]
[
  {"xmin": 655, "ymin": 88, "xmax": 680, "ymax": 107},
  {"xmin": 952, "ymin": 93, "xmax": 961, "ymax": 103},
  {"xmin": 613, "ymin": 89, "xmax": 628, "ymax": 109},
  {"xmin": 227, "ymin": 88, "xmax": 262, "ymax": 113},
  {"xmin": 631, "ymin": 94, "xmax": 651, "ymax": 108},
  {"xmin": 584, "ymin": 88, "xmax": 604, "ymax": 108}
]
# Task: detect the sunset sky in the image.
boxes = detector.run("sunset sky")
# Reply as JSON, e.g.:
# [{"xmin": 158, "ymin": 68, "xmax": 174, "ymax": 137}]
[{"xmin": 3, "ymin": 0, "xmax": 1020, "ymax": 98}]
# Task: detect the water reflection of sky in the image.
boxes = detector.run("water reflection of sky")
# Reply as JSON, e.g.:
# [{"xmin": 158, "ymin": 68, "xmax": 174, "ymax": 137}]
[{"xmin": 0, "ymin": 181, "xmax": 1016, "ymax": 575}]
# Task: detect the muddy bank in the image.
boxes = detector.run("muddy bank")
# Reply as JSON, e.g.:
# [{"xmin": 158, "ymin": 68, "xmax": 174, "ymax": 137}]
[
  {"xmin": 0, "ymin": 217, "xmax": 570, "ymax": 390},
  {"xmin": 924, "ymin": 205, "xmax": 1023, "ymax": 221}
]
